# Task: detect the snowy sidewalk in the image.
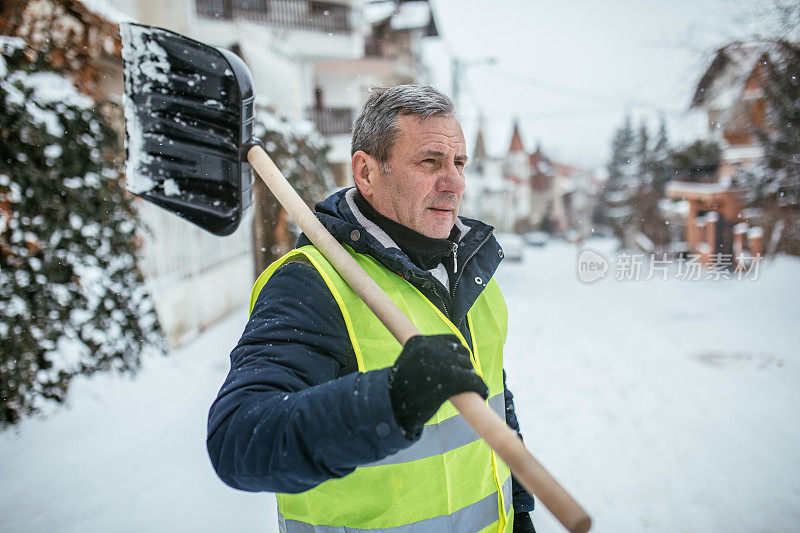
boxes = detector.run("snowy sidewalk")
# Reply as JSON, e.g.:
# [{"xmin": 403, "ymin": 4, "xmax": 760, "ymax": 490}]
[
  {"xmin": 2, "ymin": 238, "xmax": 799, "ymax": 532},
  {"xmin": 0, "ymin": 308, "xmax": 277, "ymax": 533}
]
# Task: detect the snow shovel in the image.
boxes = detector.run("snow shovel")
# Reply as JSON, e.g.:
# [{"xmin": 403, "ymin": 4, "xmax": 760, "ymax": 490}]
[{"xmin": 121, "ymin": 23, "xmax": 592, "ymax": 533}]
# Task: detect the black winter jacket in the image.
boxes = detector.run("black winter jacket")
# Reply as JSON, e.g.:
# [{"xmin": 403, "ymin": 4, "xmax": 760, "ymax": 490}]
[{"xmin": 206, "ymin": 187, "xmax": 535, "ymax": 514}]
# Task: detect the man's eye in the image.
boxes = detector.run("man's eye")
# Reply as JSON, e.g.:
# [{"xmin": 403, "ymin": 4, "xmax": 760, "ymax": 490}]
[{"xmin": 455, "ymin": 161, "xmax": 466, "ymax": 167}]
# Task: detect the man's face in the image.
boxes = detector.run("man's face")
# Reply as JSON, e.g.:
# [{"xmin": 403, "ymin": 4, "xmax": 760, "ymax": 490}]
[{"xmin": 363, "ymin": 114, "xmax": 467, "ymax": 239}]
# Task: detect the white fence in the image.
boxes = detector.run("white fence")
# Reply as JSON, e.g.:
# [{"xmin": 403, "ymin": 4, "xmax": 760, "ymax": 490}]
[{"xmin": 136, "ymin": 201, "xmax": 254, "ymax": 348}]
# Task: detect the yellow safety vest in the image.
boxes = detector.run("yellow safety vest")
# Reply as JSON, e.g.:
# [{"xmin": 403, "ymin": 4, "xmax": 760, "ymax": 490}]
[{"xmin": 250, "ymin": 244, "xmax": 513, "ymax": 532}]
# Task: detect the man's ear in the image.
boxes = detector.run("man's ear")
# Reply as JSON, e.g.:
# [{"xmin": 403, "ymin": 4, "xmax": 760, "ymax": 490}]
[{"xmin": 352, "ymin": 150, "xmax": 380, "ymax": 199}]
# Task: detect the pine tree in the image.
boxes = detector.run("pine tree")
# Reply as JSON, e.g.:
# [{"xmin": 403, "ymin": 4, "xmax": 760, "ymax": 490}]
[
  {"xmin": 602, "ymin": 114, "xmax": 637, "ymax": 244},
  {"xmin": 251, "ymin": 111, "xmax": 335, "ymax": 276},
  {"xmin": 667, "ymin": 140, "xmax": 721, "ymax": 183},
  {"xmin": 635, "ymin": 121, "xmax": 650, "ymax": 183},
  {"xmin": 651, "ymin": 115, "xmax": 671, "ymax": 196},
  {"xmin": 629, "ymin": 118, "xmax": 672, "ymax": 248},
  {"xmin": 0, "ymin": 42, "xmax": 161, "ymax": 426}
]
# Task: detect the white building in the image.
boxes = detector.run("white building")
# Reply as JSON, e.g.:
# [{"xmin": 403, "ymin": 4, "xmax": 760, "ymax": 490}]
[
  {"xmin": 6, "ymin": 0, "xmax": 440, "ymax": 346},
  {"xmin": 461, "ymin": 124, "xmax": 515, "ymax": 232},
  {"xmin": 310, "ymin": 0, "xmax": 439, "ymax": 185},
  {"xmin": 462, "ymin": 118, "xmax": 599, "ymax": 237},
  {"xmin": 502, "ymin": 121, "xmax": 532, "ymax": 230},
  {"xmin": 115, "ymin": 0, "xmax": 437, "ymax": 344}
]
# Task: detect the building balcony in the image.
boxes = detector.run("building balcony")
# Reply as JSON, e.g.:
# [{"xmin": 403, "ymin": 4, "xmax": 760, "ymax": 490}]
[
  {"xmin": 196, "ymin": 0, "xmax": 353, "ymax": 34},
  {"xmin": 307, "ymin": 106, "xmax": 354, "ymax": 136}
]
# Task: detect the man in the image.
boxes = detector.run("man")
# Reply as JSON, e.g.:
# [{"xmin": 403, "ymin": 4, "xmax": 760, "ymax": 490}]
[{"xmin": 207, "ymin": 85, "xmax": 535, "ymax": 532}]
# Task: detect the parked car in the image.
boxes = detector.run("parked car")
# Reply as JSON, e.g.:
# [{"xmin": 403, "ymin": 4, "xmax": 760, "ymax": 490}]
[
  {"xmin": 524, "ymin": 231, "xmax": 549, "ymax": 247},
  {"xmin": 495, "ymin": 233, "xmax": 525, "ymax": 261}
]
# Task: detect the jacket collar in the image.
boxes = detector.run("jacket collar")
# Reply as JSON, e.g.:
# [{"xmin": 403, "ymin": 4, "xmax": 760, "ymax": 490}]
[{"xmin": 298, "ymin": 187, "xmax": 502, "ymax": 325}]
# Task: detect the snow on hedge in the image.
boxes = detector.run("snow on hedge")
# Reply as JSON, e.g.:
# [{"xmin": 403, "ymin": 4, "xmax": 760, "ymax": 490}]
[{"xmin": 0, "ymin": 42, "xmax": 162, "ymax": 426}]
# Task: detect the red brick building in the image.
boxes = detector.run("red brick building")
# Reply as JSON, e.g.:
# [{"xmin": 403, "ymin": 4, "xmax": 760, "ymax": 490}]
[{"xmin": 666, "ymin": 42, "xmax": 777, "ymax": 263}]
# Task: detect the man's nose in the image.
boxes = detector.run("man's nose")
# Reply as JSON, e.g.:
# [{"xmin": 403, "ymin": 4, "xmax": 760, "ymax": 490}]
[{"xmin": 436, "ymin": 162, "xmax": 466, "ymax": 195}]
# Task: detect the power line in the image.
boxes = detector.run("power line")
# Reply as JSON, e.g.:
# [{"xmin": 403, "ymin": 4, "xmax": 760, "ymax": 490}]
[
  {"xmin": 483, "ymin": 66, "xmax": 687, "ymax": 115},
  {"xmin": 458, "ymin": 107, "xmax": 631, "ymax": 122},
  {"xmin": 446, "ymin": 53, "xmax": 690, "ymax": 121}
]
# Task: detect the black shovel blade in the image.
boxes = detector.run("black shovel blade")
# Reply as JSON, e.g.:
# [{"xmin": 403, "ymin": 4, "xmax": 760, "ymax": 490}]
[{"xmin": 121, "ymin": 23, "xmax": 255, "ymax": 236}]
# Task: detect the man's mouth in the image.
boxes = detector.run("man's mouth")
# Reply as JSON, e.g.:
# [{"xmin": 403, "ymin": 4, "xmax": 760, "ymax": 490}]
[
  {"xmin": 428, "ymin": 207, "xmax": 455, "ymax": 217},
  {"xmin": 428, "ymin": 202, "xmax": 457, "ymax": 212}
]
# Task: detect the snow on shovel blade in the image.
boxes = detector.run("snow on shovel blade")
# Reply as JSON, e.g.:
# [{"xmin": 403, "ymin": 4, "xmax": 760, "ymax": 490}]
[{"xmin": 121, "ymin": 23, "xmax": 255, "ymax": 236}]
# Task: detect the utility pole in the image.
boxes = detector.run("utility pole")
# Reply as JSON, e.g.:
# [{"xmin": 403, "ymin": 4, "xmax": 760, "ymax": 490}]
[{"xmin": 450, "ymin": 55, "xmax": 496, "ymax": 112}]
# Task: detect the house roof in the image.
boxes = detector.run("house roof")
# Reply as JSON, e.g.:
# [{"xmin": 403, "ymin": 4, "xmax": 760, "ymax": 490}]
[
  {"xmin": 508, "ymin": 120, "xmax": 525, "ymax": 153},
  {"xmin": 690, "ymin": 41, "xmax": 772, "ymax": 111},
  {"xmin": 528, "ymin": 147, "xmax": 551, "ymax": 174},
  {"xmin": 0, "ymin": 0, "xmax": 124, "ymax": 99},
  {"xmin": 473, "ymin": 126, "xmax": 486, "ymax": 160},
  {"xmin": 364, "ymin": 1, "xmax": 397, "ymax": 24},
  {"xmin": 551, "ymin": 161, "xmax": 580, "ymax": 176},
  {"xmin": 365, "ymin": 0, "xmax": 438, "ymax": 37},
  {"xmin": 1, "ymin": 0, "xmax": 123, "ymax": 50},
  {"xmin": 76, "ymin": 0, "xmax": 132, "ymax": 24}
]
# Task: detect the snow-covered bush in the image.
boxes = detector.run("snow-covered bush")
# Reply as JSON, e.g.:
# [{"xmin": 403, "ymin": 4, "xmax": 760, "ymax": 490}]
[
  {"xmin": 0, "ymin": 40, "xmax": 161, "ymax": 427},
  {"xmin": 252, "ymin": 109, "xmax": 336, "ymax": 273}
]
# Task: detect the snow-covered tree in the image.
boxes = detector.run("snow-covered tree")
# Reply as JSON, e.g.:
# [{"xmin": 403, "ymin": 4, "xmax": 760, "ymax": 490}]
[
  {"xmin": 0, "ymin": 41, "xmax": 161, "ymax": 426},
  {"xmin": 251, "ymin": 110, "xmax": 335, "ymax": 276},
  {"xmin": 667, "ymin": 140, "xmax": 721, "ymax": 183},
  {"xmin": 601, "ymin": 114, "xmax": 638, "ymax": 244},
  {"xmin": 651, "ymin": 115, "xmax": 671, "ymax": 192},
  {"xmin": 630, "ymin": 119, "xmax": 671, "ymax": 248},
  {"xmin": 749, "ymin": 40, "xmax": 800, "ymax": 255},
  {"xmin": 602, "ymin": 114, "xmax": 677, "ymax": 249},
  {"xmin": 635, "ymin": 121, "xmax": 650, "ymax": 180}
]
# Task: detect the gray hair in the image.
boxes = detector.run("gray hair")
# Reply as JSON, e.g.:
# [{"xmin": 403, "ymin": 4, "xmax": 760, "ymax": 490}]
[{"xmin": 351, "ymin": 85, "xmax": 455, "ymax": 171}]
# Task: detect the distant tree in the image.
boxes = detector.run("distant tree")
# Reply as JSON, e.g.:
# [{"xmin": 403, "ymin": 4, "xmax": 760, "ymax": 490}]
[
  {"xmin": 635, "ymin": 121, "xmax": 650, "ymax": 176},
  {"xmin": 631, "ymin": 119, "xmax": 670, "ymax": 247},
  {"xmin": 607, "ymin": 114, "xmax": 637, "ymax": 186},
  {"xmin": 729, "ymin": 0, "xmax": 800, "ymax": 43},
  {"xmin": 741, "ymin": 40, "xmax": 800, "ymax": 255},
  {"xmin": 602, "ymin": 114, "xmax": 638, "ymax": 244},
  {"xmin": 651, "ymin": 115, "xmax": 671, "ymax": 195},
  {"xmin": 667, "ymin": 140, "xmax": 721, "ymax": 183}
]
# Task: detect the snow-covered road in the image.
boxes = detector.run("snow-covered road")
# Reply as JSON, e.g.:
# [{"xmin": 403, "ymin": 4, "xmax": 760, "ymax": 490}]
[
  {"xmin": 2, "ymin": 238, "xmax": 799, "ymax": 532},
  {"xmin": 502, "ymin": 239, "xmax": 800, "ymax": 532}
]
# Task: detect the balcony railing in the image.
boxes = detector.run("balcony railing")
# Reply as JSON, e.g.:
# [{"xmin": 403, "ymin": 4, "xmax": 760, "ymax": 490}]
[
  {"xmin": 196, "ymin": 0, "xmax": 232, "ymax": 18},
  {"xmin": 196, "ymin": 0, "xmax": 352, "ymax": 34},
  {"xmin": 307, "ymin": 107, "xmax": 353, "ymax": 136}
]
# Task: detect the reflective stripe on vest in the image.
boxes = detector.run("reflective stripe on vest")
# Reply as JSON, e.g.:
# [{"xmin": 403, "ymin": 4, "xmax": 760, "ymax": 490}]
[
  {"xmin": 362, "ymin": 393, "xmax": 505, "ymax": 468},
  {"xmin": 278, "ymin": 476, "xmax": 513, "ymax": 533},
  {"xmin": 252, "ymin": 245, "xmax": 513, "ymax": 533}
]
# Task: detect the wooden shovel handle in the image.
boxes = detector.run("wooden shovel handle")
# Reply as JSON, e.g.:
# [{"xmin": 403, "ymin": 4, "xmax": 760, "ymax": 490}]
[{"xmin": 248, "ymin": 145, "xmax": 592, "ymax": 533}]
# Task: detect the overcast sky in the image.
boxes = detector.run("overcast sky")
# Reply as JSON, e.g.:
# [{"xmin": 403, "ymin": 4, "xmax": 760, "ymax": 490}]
[{"xmin": 422, "ymin": 0, "xmax": 791, "ymax": 169}]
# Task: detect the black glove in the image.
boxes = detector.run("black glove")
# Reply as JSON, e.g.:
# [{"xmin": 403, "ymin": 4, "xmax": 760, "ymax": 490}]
[
  {"xmin": 513, "ymin": 512, "xmax": 536, "ymax": 533},
  {"xmin": 387, "ymin": 334, "xmax": 488, "ymax": 439}
]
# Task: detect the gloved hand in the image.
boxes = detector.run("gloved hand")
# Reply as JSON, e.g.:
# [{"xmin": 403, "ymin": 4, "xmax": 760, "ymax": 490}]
[
  {"xmin": 387, "ymin": 334, "xmax": 488, "ymax": 439},
  {"xmin": 513, "ymin": 512, "xmax": 536, "ymax": 533}
]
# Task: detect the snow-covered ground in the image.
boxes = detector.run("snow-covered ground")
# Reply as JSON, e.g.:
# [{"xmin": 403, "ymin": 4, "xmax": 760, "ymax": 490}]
[
  {"xmin": 502, "ymin": 239, "xmax": 800, "ymax": 532},
  {"xmin": 2, "ymin": 237, "xmax": 799, "ymax": 532}
]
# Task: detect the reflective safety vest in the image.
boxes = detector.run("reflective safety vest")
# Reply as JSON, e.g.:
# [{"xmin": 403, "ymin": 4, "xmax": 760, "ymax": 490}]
[{"xmin": 250, "ymin": 244, "xmax": 513, "ymax": 532}]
